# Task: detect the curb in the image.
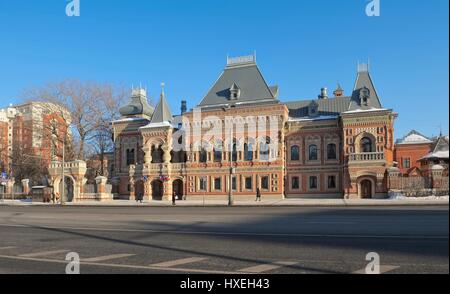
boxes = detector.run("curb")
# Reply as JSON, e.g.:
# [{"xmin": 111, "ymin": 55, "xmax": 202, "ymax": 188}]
[{"xmin": 1, "ymin": 201, "xmax": 448, "ymax": 208}]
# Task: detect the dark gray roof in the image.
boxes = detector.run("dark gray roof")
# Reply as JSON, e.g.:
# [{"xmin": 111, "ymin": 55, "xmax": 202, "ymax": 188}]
[
  {"xmin": 348, "ymin": 65, "xmax": 383, "ymax": 111},
  {"xmin": 286, "ymin": 96, "xmax": 351, "ymax": 118},
  {"xmin": 432, "ymin": 136, "xmax": 449, "ymax": 153},
  {"xmin": 198, "ymin": 62, "xmax": 277, "ymax": 107},
  {"xmin": 119, "ymin": 89, "xmax": 154, "ymax": 118},
  {"xmin": 150, "ymin": 92, "xmax": 173, "ymax": 124}
]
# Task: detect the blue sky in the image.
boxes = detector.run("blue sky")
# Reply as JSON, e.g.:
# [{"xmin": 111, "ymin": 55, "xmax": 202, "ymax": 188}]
[{"xmin": 0, "ymin": 0, "xmax": 448, "ymax": 139}]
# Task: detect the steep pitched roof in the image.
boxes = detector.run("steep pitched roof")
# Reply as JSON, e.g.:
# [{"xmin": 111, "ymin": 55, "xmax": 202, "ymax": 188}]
[
  {"xmin": 396, "ymin": 130, "xmax": 432, "ymax": 144},
  {"xmin": 348, "ymin": 64, "xmax": 383, "ymax": 111},
  {"xmin": 432, "ymin": 136, "xmax": 449, "ymax": 153},
  {"xmin": 198, "ymin": 59, "xmax": 277, "ymax": 107},
  {"xmin": 150, "ymin": 90, "xmax": 173, "ymax": 124},
  {"xmin": 420, "ymin": 135, "xmax": 449, "ymax": 160}
]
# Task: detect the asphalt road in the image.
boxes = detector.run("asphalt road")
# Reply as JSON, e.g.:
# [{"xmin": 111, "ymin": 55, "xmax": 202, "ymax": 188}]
[{"xmin": 0, "ymin": 205, "xmax": 448, "ymax": 274}]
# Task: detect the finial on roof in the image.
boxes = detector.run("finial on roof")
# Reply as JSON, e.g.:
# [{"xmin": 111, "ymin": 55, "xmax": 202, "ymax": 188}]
[{"xmin": 161, "ymin": 82, "xmax": 165, "ymax": 97}]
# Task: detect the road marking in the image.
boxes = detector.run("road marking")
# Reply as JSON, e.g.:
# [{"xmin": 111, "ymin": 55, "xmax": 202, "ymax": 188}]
[
  {"xmin": 238, "ymin": 261, "xmax": 298, "ymax": 273},
  {"xmin": 150, "ymin": 257, "xmax": 208, "ymax": 267},
  {"xmin": 82, "ymin": 253, "xmax": 135, "ymax": 262},
  {"xmin": 353, "ymin": 265, "xmax": 400, "ymax": 274},
  {"xmin": 18, "ymin": 249, "xmax": 69, "ymax": 258},
  {"xmin": 0, "ymin": 246, "xmax": 16, "ymax": 250},
  {"xmin": 307, "ymin": 222, "xmax": 356, "ymax": 225},
  {"xmin": 0, "ymin": 254, "xmax": 243, "ymax": 274},
  {"xmin": 0, "ymin": 223, "xmax": 447, "ymax": 240}
]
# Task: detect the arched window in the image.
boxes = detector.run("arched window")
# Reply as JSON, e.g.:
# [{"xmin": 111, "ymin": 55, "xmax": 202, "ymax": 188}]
[
  {"xmin": 360, "ymin": 137, "xmax": 373, "ymax": 153},
  {"xmin": 232, "ymin": 141, "xmax": 238, "ymax": 162},
  {"xmin": 259, "ymin": 137, "xmax": 270, "ymax": 161},
  {"xmin": 308, "ymin": 145, "xmax": 318, "ymax": 161},
  {"xmin": 291, "ymin": 145, "xmax": 300, "ymax": 161},
  {"xmin": 327, "ymin": 143, "xmax": 337, "ymax": 160},
  {"xmin": 126, "ymin": 149, "xmax": 135, "ymax": 166},
  {"xmin": 199, "ymin": 148, "xmax": 207, "ymax": 163},
  {"xmin": 213, "ymin": 140, "xmax": 222, "ymax": 162},
  {"xmin": 244, "ymin": 143, "xmax": 253, "ymax": 161},
  {"xmin": 151, "ymin": 145, "xmax": 163, "ymax": 163}
]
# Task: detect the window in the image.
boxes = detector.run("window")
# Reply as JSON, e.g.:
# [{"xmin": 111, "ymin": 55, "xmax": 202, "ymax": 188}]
[
  {"xmin": 214, "ymin": 178, "xmax": 221, "ymax": 191},
  {"xmin": 214, "ymin": 140, "xmax": 222, "ymax": 162},
  {"xmin": 199, "ymin": 177, "xmax": 207, "ymax": 191},
  {"xmin": 328, "ymin": 175, "xmax": 336, "ymax": 189},
  {"xmin": 291, "ymin": 145, "xmax": 300, "ymax": 161},
  {"xmin": 361, "ymin": 137, "xmax": 373, "ymax": 153},
  {"xmin": 309, "ymin": 176, "xmax": 318, "ymax": 189},
  {"xmin": 327, "ymin": 143, "xmax": 337, "ymax": 160},
  {"xmin": 231, "ymin": 176, "xmax": 237, "ymax": 191},
  {"xmin": 244, "ymin": 143, "xmax": 253, "ymax": 161},
  {"xmin": 261, "ymin": 176, "xmax": 269, "ymax": 190},
  {"xmin": 232, "ymin": 142, "xmax": 238, "ymax": 162},
  {"xmin": 291, "ymin": 177, "xmax": 300, "ymax": 190},
  {"xmin": 259, "ymin": 137, "xmax": 270, "ymax": 161},
  {"xmin": 213, "ymin": 148, "xmax": 222, "ymax": 162},
  {"xmin": 151, "ymin": 145, "xmax": 163, "ymax": 163},
  {"xmin": 403, "ymin": 158, "xmax": 411, "ymax": 169},
  {"xmin": 309, "ymin": 145, "xmax": 318, "ymax": 161},
  {"xmin": 126, "ymin": 149, "xmax": 135, "ymax": 166},
  {"xmin": 245, "ymin": 177, "xmax": 253, "ymax": 190},
  {"xmin": 199, "ymin": 148, "xmax": 207, "ymax": 163}
]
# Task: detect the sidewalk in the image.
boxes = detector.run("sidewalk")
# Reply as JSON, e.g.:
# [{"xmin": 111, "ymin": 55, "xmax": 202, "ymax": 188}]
[{"xmin": 0, "ymin": 197, "xmax": 448, "ymax": 207}]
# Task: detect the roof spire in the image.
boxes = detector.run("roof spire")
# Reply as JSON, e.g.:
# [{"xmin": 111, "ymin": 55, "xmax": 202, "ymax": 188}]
[{"xmin": 149, "ymin": 82, "xmax": 173, "ymax": 124}]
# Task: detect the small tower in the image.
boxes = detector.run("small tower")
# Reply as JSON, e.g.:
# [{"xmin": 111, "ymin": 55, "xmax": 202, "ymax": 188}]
[{"xmin": 333, "ymin": 84, "xmax": 344, "ymax": 97}]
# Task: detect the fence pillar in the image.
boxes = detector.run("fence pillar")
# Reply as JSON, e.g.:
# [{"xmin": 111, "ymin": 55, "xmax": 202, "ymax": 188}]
[
  {"xmin": 21, "ymin": 179, "xmax": 30, "ymax": 195},
  {"xmin": 5, "ymin": 179, "xmax": 15, "ymax": 195},
  {"xmin": 95, "ymin": 176, "xmax": 108, "ymax": 194},
  {"xmin": 430, "ymin": 165, "xmax": 444, "ymax": 191}
]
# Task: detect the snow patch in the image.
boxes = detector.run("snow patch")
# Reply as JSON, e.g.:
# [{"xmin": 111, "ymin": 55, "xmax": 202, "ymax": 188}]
[{"xmin": 388, "ymin": 192, "xmax": 449, "ymax": 200}]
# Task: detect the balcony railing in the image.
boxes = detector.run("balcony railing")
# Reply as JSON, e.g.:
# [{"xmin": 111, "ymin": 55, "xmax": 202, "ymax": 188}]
[{"xmin": 349, "ymin": 152, "xmax": 385, "ymax": 162}]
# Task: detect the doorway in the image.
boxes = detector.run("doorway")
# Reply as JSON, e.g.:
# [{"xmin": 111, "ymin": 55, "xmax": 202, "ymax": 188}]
[{"xmin": 151, "ymin": 180, "xmax": 164, "ymax": 200}]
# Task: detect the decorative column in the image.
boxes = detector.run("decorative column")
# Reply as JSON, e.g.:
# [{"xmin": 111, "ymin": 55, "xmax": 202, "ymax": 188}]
[{"xmin": 143, "ymin": 145, "xmax": 152, "ymax": 164}]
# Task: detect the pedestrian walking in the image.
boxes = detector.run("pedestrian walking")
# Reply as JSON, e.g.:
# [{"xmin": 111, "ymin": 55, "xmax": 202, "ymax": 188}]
[
  {"xmin": 138, "ymin": 192, "xmax": 143, "ymax": 203},
  {"xmin": 256, "ymin": 187, "xmax": 261, "ymax": 202},
  {"xmin": 172, "ymin": 191, "xmax": 177, "ymax": 206}
]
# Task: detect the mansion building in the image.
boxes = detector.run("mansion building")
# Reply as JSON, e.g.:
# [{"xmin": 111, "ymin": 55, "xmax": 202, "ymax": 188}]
[{"xmin": 112, "ymin": 56, "xmax": 398, "ymax": 200}]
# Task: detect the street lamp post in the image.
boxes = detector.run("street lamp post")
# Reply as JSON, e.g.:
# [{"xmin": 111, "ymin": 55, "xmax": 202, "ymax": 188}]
[
  {"xmin": 61, "ymin": 137, "xmax": 65, "ymax": 205},
  {"xmin": 228, "ymin": 137, "xmax": 234, "ymax": 206}
]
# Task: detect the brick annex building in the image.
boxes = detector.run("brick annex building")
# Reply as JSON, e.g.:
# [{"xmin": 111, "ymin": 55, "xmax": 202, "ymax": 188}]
[
  {"xmin": 112, "ymin": 56, "xmax": 399, "ymax": 200},
  {"xmin": 0, "ymin": 102, "xmax": 69, "ymax": 177}
]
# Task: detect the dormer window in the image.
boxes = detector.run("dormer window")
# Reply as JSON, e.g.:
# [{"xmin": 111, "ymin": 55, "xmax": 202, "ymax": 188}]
[
  {"xmin": 359, "ymin": 87, "xmax": 370, "ymax": 106},
  {"xmin": 229, "ymin": 83, "xmax": 241, "ymax": 100},
  {"xmin": 308, "ymin": 101, "xmax": 319, "ymax": 117}
]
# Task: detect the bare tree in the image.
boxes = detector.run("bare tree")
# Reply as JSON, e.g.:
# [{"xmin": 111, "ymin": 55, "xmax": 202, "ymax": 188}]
[
  {"xmin": 23, "ymin": 80, "xmax": 106, "ymax": 160},
  {"xmin": 91, "ymin": 84, "xmax": 127, "ymax": 176}
]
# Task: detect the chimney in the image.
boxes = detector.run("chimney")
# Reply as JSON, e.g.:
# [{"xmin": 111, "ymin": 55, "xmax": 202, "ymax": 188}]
[
  {"xmin": 318, "ymin": 87, "xmax": 328, "ymax": 99},
  {"xmin": 181, "ymin": 100, "xmax": 187, "ymax": 114}
]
